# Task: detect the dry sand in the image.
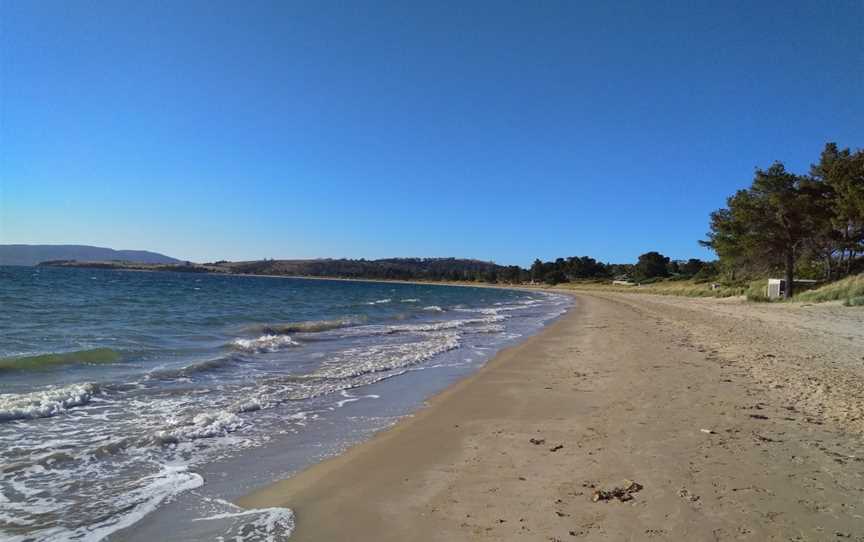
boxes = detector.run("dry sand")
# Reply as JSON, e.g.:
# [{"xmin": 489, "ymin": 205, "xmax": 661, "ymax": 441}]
[{"xmin": 239, "ymin": 292, "xmax": 864, "ymax": 541}]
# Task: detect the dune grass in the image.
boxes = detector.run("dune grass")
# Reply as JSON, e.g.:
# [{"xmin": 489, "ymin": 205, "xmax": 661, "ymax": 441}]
[
  {"xmin": 554, "ymin": 273, "xmax": 864, "ymax": 305},
  {"xmin": 745, "ymin": 280, "xmax": 771, "ymax": 302},
  {"xmin": 843, "ymin": 296, "xmax": 864, "ymax": 307},
  {"xmin": 558, "ymin": 279, "xmax": 745, "ymax": 298},
  {"xmin": 795, "ymin": 273, "xmax": 864, "ymax": 304}
]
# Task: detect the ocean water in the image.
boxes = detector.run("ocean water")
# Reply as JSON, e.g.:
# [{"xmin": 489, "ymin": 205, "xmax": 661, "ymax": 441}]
[{"xmin": 0, "ymin": 266, "xmax": 570, "ymax": 541}]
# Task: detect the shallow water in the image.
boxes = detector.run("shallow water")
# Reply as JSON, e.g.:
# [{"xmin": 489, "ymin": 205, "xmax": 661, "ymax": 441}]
[{"xmin": 0, "ymin": 266, "xmax": 569, "ymax": 541}]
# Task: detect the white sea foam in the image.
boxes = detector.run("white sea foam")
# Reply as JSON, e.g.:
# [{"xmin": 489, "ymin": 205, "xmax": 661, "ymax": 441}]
[
  {"xmin": 193, "ymin": 499, "xmax": 295, "ymax": 542},
  {"xmin": 0, "ymin": 383, "xmax": 99, "ymax": 422},
  {"xmin": 334, "ymin": 389, "xmax": 380, "ymax": 408},
  {"xmin": 400, "ymin": 298, "xmax": 419, "ymax": 303},
  {"xmin": 365, "ymin": 298, "xmax": 392, "ymax": 305},
  {"xmin": 467, "ymin": 323, "xmax": 506, "ymax": 334},
  {"xmin": 233, "ymin": 398, "xmax": 267, "ymax": 413},
  {"xmin": 338, "ymin": 312, "xmax": 506, "ymax": 339},
  {"xmin": 422, "ymin": 305, "xmax": 444, "ymax": 312},
  {"xmin": 43, "ymin": 465, "xmax": 205, "ymax": 542},
  {"xmin": 231, "ymin": 334, "xmax": 300, "ymax": 353},
  {"xmin": 15, "ymin": 466, "xmax": 205, "ymax": 542},
  {"xmin": 405, "ymin": 316, "xmax": 505, "ymax": 331},
  {"xmin": 155, "ymin": 411, "xmax": 245, "ymax": 443},
  {"xmin": 313, "ymin": 332, "xmax": 461, "ymax": 379}
]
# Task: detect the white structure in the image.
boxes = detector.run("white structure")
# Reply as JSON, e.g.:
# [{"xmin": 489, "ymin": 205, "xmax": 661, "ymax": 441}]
[
  {"xmin": 767, "ymin": 278, "xmax": 785, "ymax": 300},
  {"xmin": 766, "ymin": 278, "xmax": 821, "ymax": 300}
]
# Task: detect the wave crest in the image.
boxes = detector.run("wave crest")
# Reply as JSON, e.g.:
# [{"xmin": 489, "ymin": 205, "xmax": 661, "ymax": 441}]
[
  {"xmin": 0, "ymin": 383, "xmax": 100, "ymax": 422},
  {"xmin": 231, "ymin": 335, "xmax": 300, "ymax": 353},
  {"xmin": 244, "ymin": 317, "xmax": 362, "ymax": 335},
  {"xmin": 313, "ymin": 332, "xmax": 461, "ymax": 380}
]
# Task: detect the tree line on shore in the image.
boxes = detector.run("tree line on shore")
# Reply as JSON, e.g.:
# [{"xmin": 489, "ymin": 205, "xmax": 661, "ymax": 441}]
[
  {"xmin": 524, "ymin": 253, "xmax": 714, "ymax": 285},
  {"xmin": 702, "ymin": 142, "xmax": 863, "ymax": 298},
  {"xmin": 206, "ymin": 254, "xmax": 702, "ymax": 285},
  {"xmin": 524, "ymin": 142, "xmax": 864, "ymax": 297},
  {"xmin": 477, "ymin": 141, "xmax": 863, "ymax": 299}
]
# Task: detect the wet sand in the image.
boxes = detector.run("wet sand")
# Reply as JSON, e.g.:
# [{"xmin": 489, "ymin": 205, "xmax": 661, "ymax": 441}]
[{"xmin": 239, "ymin": 292, "xmax": 864, "ymax": 540}]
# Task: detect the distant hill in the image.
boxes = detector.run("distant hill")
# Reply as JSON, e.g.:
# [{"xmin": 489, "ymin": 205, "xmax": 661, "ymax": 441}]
[{"xmin": 0, "ymin": 245, "xmax": 182, "ymax": 266}]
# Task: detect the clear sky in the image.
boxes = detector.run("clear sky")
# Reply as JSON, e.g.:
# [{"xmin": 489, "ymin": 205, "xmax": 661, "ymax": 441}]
[{"xmin": 2, "ymin": 1, "xmax": 861, "ymax": 266}]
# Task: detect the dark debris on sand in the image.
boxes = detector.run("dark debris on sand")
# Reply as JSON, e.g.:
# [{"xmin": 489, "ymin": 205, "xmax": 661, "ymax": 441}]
[{"xmin": 591, "ymin": 480, "xmax": 644, "ymax": 502}]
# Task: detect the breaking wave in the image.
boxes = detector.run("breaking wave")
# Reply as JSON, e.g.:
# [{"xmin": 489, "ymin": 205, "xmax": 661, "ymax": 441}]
[
  {"xmin": 243, "ymin": 317, "xmax": 362, "ymax": 335},
  {"xmin": 153, "ymin": 411, "xmax": 245, "ymax": 445},
  {"xmin": 313, "ymin": 332, "xmax": 461, "ymax": 380},
  {"xmin": 55, "ymin": 466, "xmax": 205, "ymax": 542},
  {"xmin": 231, "ymin": 335, "xmax": 300, "ymax": 353},
  {"xmin": 192, "ymin": 500, "xmax": 295, "ymax": 542},
  {"xmin": 0, "ymin": 383, "xmax": 100, "ymax": 422},
  {"xmin": 145, "ymin": 356, "xmax": 240, "ymax": 380}
]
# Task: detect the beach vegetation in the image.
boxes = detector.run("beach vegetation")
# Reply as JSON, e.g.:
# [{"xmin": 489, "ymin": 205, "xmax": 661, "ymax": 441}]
[
  {"xmin": 794, "ymin": 273, "xmax": 864, "ymax": 303},
  {"xmin": 702, "ymin": 142, "xmax": 863, "ymax": 298},
  {"xmin": 634, "ymin": 251, "xmax": 671, "ymax": 281},
  {"xmin": 559, "ymin": 277, "xmax": 745, "ymax": 298},
  {"xmin": 843, "ymin": 296, "xmax": 864, "ymax": 307}
]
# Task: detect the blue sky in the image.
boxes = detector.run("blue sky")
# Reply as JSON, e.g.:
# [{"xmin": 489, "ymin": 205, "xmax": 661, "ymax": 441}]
[{"xmin": 2, "ymin": 1, "xmax": 861, "ymax": 266}]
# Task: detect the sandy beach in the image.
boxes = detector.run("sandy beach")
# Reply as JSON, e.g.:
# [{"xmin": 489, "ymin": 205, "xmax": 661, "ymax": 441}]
[{"xmin": 239, "ymin": 292, "xmax": 864, "ymax": 540}]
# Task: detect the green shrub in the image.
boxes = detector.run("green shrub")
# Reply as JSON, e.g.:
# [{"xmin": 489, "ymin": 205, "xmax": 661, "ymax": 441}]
[
  {"xmin": 843, "ymin": 295, "xmax": 864, "ymax": 307},
  {"xmin": 746, "ymin": 280, "xmax": 770, "ymax": 302}
]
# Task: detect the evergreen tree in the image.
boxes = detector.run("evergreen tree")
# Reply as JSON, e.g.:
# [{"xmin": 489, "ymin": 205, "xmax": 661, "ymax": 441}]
[
  {"xmin": 634, "ymin": 251, "xmax": 670, "ymax": 280},
  {"xmin": 703, "ymin": 163, "xmax": 829, "ymax": 298},
  {"xmin": 810, "ymin": 143, "xmax": 864, "ymax": 276}
]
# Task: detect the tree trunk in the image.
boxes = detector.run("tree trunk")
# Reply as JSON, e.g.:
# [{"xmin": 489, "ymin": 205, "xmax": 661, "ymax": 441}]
[{"xmin": 784, "ymin": 248, "xmax": 795, "ymax": 299}]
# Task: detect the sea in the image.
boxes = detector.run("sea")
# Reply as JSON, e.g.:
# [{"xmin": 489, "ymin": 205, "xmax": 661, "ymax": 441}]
[{"xmin": 0, "ymin": 265, "xmax": 570, "ymax": 541}]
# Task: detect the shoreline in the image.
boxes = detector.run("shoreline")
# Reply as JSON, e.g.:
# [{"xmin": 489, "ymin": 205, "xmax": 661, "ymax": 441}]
[
  {"xmin": 238, "ymin": 292, "xmax": 864, "ymax": 540},
  {"xmin": 237, "ymin": 290, "xmax": 582, "ymax": 537},
  {"xmin": 2, "ymin": 265, "xmax": 568, "ymax": 541},
  {"xmin": 112, "ymin": 280, "xmax": 570, "ymax": 541}
]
